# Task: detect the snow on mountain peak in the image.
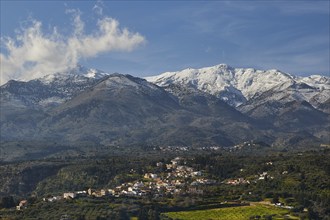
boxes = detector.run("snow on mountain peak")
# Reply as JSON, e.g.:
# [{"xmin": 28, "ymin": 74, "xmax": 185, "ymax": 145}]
[
  {"xmin": 145, "ymin": 64, "xmax": 328, "ymax": 107},
  {"xmin": 39, "ymin": 65, "xmax": 109, "ymax": 84},
  {"xmin": 298, "ymin": 75, "xmax": 330, "ymax": 90},
  {"xmin": 99, "ymin": 74, "xmax": 161, "ymax": 95}
]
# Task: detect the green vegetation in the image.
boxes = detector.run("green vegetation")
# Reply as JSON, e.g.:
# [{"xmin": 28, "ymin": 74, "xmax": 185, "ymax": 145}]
[
  {"xmin": 0, "ymin": 149, "xmax": 329, "ymax": 219},
  {"xmin": 1, "ymin": 198, "xmax": 134, "ymax": 220},
  {"xmin": 165, "ymin": 204, "xmax": 291, "ymax": 220}
]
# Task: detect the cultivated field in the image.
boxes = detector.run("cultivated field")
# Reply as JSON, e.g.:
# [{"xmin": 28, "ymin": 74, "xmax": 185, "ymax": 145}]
[{"xmin": 164, "ymin": 204, "xmax": 295, "ymax": 220}]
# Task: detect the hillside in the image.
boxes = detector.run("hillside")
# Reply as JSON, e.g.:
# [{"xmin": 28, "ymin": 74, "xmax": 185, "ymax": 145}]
[{"xmin": 0, "ymin": 64, "xmax": 329, "ymax": 160}]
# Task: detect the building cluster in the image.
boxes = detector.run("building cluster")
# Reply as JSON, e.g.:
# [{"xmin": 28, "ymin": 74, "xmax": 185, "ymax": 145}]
[
  {"xmin": 257, "ymin": 172, "xmax": 273, "ymax": 180},
  {"xmin": 104, "ymin": 157, "xmax": 213, "ymax": 197},
  {"xmin": 225, "ymin": 171, "xmax": 275, "ymax": 186},
  {"xmin": 15, "ymin": 156, "xmax": 293, "ymax": 212},
  {"xmin": 231, "ymin": 141, "xmax": 258, "ymax": 150},
  {"xmin": 158, "ymin": 146, "xmax": 189, "ymax": 152},
  {"xmin": 157, "ymin": 146, "xmax": 222, "ymax": 152},
  {"xmin": 37, "ymin": 157, "xmax": 215, "ymax": 205},
  {"xmin": 225, "ymin": 178, "xmax": 250, "ymax": 185}
]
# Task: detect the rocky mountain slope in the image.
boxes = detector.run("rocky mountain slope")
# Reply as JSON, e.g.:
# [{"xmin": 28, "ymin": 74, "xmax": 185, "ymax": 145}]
[
  {"xmin": 1, "ymin": 64, "xmax": 329, "ymax": 160},
  {"xmin": 2, "ymin": 72, "xmax": 262, "ymax": 147},
  {"xmin": 1, "ymin": 65, "xmax": 108, "ymax": 109},
  {"xmin": 145, "ymin": 64, "xmax": 329, "ymax": 109},
  {"xmin": 146, "ymin": 64, "xmax": 330, "ymax": 146}
]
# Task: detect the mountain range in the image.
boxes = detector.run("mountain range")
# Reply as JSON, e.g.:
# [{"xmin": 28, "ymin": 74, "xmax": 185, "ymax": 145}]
[{"xmin": 1, "ymin": 64, "xmax": 329, "ymax": 160}]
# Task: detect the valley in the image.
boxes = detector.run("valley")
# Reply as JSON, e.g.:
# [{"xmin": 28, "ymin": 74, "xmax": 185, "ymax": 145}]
[
  {"xmin": 0, "ymin": 64, "xmax": 329, "ymax": 219},
  {"xmin": 0, "ymin": 149, "xmax": 329, "ymax": 219},
  {"xmin": 1, "ymin": 1, "xmax": 329, "ymax": 219}
]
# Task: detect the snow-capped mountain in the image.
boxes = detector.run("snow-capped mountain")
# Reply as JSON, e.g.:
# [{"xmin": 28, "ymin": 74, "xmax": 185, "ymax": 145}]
[
  {"xmin": 1, "ymin": 65, "xmax": 110, "ymax": 109},
  {"xmin": 40, "ymin": 65, "xmax": 109, "ymax": 84},
  {"xmin": 1, "ymin": 71, "xmax": 258, "ymax": 149},
  {"xmin": 1, "ymin": 63, "xmax": 329, "ymax": 160},
  {"xmin": 145, "ymin": 64, "xmax": 330, "ymax": 108}
]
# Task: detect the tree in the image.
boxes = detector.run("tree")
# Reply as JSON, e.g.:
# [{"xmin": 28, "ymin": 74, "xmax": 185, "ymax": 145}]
[
  {"xmin": 0, "ymin": 196, "xmax": 15, "ymax": 208},
  {"xmin": 115, "ymin": 209, "xmax": 130, "ymax": 220},
  {"xmin": 76, "ymin": 215, "xmax": 86, "ymax": 220},
  {"xmin": 148, "ymin": 208, "xmax": 160, "ymax": 220},
  {"xmin": 308, "ymin": 207, "xmax": 319, "ymax": 220},
  {"xmin": 138, "ymin": 207, "xmax": 149, "ymax": 220},
  {"xmin": 272, "ymin": 194, "xmax": 280, "ymax": 204}
]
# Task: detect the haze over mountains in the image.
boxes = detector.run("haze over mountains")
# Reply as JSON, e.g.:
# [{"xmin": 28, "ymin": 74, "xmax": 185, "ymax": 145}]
[{"xmin": 1, "ymin": 64, "xmax": 329, "ymax": 160}]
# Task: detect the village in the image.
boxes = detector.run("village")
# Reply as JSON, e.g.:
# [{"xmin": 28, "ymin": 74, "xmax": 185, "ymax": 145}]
[
  {"xmin": 3, "ymin": 151, "xmax": 325, "ymax": 219},
  {"xmin": 16, "ymin": 157, "xmax": 295, "ymax": 211},
  {"xmin": 17, "ymin": 157, "xmax": 213, "ymax": 210}
]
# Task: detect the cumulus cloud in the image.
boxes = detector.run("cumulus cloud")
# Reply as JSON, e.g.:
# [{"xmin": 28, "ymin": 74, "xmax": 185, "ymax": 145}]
[{"xmin": 0, "ymin": 11, "xmax": 145, "ymax": 85}]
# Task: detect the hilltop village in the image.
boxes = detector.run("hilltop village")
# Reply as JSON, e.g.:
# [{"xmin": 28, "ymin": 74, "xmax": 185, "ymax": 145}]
[
  {"xmin": 0, "ymin": 150, "xmax": 328, "ymax": 219},
  {"xmin": 15, "ymin": 156, "xmax": 295, "ymax": 212},
  {"xmin": 38, "ymin": 157, "xmax": 211, "ymax": 204}
]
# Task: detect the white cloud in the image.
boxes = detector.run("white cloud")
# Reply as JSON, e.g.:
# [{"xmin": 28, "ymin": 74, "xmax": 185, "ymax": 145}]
[
  {"xmin": 93, "ymin": 0, "xmax": 104, "ymax": 16},
  {"xmin": 0, "ymin": 12, "xmax": 145, "ymax": 85},
  {"xmin": 66, "ymin": 9, "xmax": 84, "ymax": 36}
]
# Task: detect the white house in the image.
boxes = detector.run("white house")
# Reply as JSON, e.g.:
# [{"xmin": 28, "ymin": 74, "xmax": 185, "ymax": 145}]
[
  {"xmin": 63, "ymin": 192, "xmax": 76, "ymax": 199},
  {"xmin": 16, "ymin": 200, "xmax": 28, "ymax": 210}
]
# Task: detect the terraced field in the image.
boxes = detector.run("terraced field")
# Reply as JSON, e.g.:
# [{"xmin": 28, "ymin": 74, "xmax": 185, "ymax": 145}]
[{"xmin": 164, "ymin": 204, "xmax": 295, "ymax": 220}]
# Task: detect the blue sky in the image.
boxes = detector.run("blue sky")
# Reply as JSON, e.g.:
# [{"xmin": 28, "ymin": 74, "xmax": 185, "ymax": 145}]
[{"xmin": 0, "ymin": 1, "xmax": 329, "ymax": 83}]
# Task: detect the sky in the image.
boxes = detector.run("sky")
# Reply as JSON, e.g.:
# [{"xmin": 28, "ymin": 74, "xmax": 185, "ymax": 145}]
[{"xmin": 0, "ymin": 0, "xmax": 329, "ymax": 84}]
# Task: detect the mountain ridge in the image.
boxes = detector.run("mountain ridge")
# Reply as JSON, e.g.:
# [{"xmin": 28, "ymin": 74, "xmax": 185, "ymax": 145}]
[
  {"xmin": 0, "ymin": 64, "xmax": 329, "ymax": 161},
  {"xmin": 145, "ymin": 64, "xmax": 329, "ymax": 109}
]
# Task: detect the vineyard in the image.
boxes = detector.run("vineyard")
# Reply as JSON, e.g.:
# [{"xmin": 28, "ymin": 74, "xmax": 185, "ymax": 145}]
[{"xmin": 164, "ymin": 204, "xmax": 296, "ymax": 220}]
